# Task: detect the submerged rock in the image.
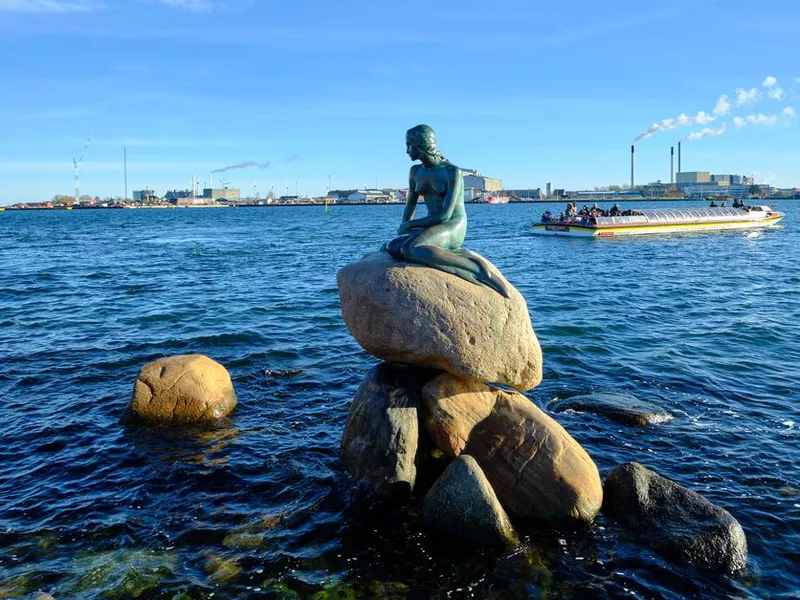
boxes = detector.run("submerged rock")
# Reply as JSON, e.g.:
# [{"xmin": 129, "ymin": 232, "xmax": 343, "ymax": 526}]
[
  {"xmin": 422, "ymin": 455, "xmax": 518, "ymax": 548},
  {"xmin": 340, "ymin": 363, "xmax": 439, "ymax": 499},
  {"xmin": 423, "ymin": 374, "xmax": 603, "ymax": 523},
  {"xmin": 549, "ymin": 393, "xmax": 673, "ymax": 426},
  {"xmin": 204, "ymin": 551, "xmax": 243, "ymax": 584},
  {"xmin": 67, "ymin": 548, "xmax": 177, "ymax": 599},
  {"xmin": 122, "ymin": 354, "xmax": 237, "ymax": 425},
  {"xmin": 337, "ymin": 252, "xmax": 542, "ymax": 391},
  {"xmin": 603, "ymin": 462, "xmax": 747, "ymax": 574}
]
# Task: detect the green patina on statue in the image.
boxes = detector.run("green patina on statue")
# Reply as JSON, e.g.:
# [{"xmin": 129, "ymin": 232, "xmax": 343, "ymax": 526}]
[{"xmin": 384, "ymin": 124, "xmax": 511, "ymax": 298}]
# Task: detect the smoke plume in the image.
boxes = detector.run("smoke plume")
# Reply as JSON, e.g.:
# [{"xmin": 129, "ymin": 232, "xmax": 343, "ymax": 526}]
[
  {"xmin": 635, "ymin": 76, "xmax": 788, "ymax": 143},
  {"xmin": 211, "ymin": 160, "xmax": 271, "ymax": 174},
  {"xmin": 682, "ymin": 125, "xmax": 726, "ymax": 141},
  {"xmin": 634, "ymin": 111, "xmax": 715, "ymax": 143}
]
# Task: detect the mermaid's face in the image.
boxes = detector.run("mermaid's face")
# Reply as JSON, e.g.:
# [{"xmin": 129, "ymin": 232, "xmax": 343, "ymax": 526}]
[{"xmin": 406, "ymin": 136, "xmax": 422, "ymax": 161}]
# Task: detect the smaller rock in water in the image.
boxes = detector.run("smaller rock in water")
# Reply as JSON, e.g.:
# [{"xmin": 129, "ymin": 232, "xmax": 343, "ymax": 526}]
[
  {"xmin": 603, "ymin": 462, "xmax": 747, "ymax": 574},
  {"xmin": 422, "ymin": 455, "xmax": 518, "ymax": 548},
  {"xmin": 121, "ymin": 354, "xmax": 237, "ymax": 425},
  {"xmin": 549, "ymin": 393, "xmax": 673, "ymax": 426},
  {"xmin": 341, "ymin": 362, "xmax": 440, "ymax": 499}
]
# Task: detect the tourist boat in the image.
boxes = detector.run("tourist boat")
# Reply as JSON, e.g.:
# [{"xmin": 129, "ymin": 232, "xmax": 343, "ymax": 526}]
[{"xmin": 533, "ymin": 205, "xmax": 784, "ymax": 237}]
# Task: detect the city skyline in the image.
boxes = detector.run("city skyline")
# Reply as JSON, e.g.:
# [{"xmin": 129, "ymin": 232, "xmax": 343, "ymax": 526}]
[{"xmin": 1, "ymin": 0, "xmax": 799, "ymax": 204}]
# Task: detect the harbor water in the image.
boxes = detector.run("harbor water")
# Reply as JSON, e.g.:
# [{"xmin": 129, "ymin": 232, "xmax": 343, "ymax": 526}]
[{"xmin": 1, "ymin": 201, "xmax": 798, "ymax": 599}]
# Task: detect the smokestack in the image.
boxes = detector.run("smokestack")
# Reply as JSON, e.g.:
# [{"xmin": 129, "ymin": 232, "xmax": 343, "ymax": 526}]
[
  {"xmin": 670, "ymin": 146, "xmax": 674, "ymax": 184},
  {"xmin": 678, "ymin": 141, "xmax": 682, "ymax": 174},
  {"xmin": 630, "ymin": 145, "xmax": 635, "ymax": 189}
]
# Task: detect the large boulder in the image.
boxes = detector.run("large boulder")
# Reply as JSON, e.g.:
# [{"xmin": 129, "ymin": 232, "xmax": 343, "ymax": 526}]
[
  {"xmin": 340, "ymin": 363, "xmax": 440, "ymax": 499},
  {"xmin": 422, "ymin": 455, "xmax": 518, "ymax": 548},
  {"xmin": 423, "ymin": 374, "xmax": 603, "ymax": 523},
  {"xmin": 122, "ymin": 354, "xmax": 237, "ymax": 425},
  {"xmin": 603, "ymin": 462, "xmax": 747, "ymax": 574},
  {"xmin": 337, "ymin": 252, "xmax": 542, "ymax": 391},
  {"xmin": 549, "ymin": 393, "xmax": 673, "ymax": 426}
]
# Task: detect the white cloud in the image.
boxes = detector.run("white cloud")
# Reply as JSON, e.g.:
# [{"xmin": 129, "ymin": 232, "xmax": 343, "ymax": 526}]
[
  {"xmin": 762, "ymin": 76, "xmax": 778, "ymax": 87},
  {"xmin": 746, "ymin": 113, "xmax": 779, "ymax": 126},
  {"xmin": 683, "ymin": 125, "xmax": 727, "ymax": 141},
  {"xmin": 736, "ymin": 87, "xmax": 761, "ymax": 106},
  {"xmin": 767, "ymin": 87, "xmax": 785, "ymax": 100},
  {"xmin": 0, "ymin": 0, "xmax": 101, "ymax": 11},
  {"xmin": 783, "ymin": 106, "xmax": 796, "ymax": 118},
  {"xmin": 733, "ymin": 116, "xmax": 746, "ymax": 128},
  {"xmin": 713, "ymin": 94, "xmax": 731, "ymax": 116}
]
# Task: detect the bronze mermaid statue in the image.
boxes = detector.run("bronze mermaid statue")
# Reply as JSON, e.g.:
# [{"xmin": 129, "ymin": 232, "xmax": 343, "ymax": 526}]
[{"xmin": 383, "ymin": 124, "xmax": 511, "ymax": 298}]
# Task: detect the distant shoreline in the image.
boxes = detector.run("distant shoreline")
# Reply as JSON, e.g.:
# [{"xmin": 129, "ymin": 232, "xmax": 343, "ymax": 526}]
[{"xmin": 2, "ymin": 197, "xmax": 796, "ymax": 211}]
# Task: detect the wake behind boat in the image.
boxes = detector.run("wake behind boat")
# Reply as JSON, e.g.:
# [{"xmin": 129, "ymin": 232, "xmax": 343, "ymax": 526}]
[{"xmin": 533, "ymin": 202, "xmax": 784, "ymax": 237}]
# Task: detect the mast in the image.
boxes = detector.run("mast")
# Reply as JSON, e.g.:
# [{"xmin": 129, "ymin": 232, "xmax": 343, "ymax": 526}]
[
  {"xmin": 73, "ymin": 158, "xmax": 79, "ymax": 201},
  {"xmin": 124, "ymin": 147, "xmax": 128, "ymax": 200}
]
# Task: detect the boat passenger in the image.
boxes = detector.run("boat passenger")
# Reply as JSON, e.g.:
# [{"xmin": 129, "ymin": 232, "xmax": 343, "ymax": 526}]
[
  {"xmin": 709, "ymin": 200, "xmax": 718, "ymax": 207},
  {"xmin": 610, "ymin": 203, "xmax": 621, "ymax": 216},
  {"xmin": 720, "ymin": 202, "xmax": 726, "ymax": 207}
]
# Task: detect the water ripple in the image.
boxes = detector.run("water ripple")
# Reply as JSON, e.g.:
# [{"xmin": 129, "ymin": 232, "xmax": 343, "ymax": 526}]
[{"xmin": 0, "ymin": 202, "xmax": 798, "ymax": 599}]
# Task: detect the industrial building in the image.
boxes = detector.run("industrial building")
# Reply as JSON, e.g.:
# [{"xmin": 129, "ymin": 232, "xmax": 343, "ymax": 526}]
[
  {"xmin": 132, "ymin": 189, "xmax": 157, "ymax": 202},
  {"xmin": 203, "ymin": 188, "xmax": 241, "ymax": 202},
  {"xmin": 463, "ymin": 170, "xmax": 503, "ymax": 191},
  {"xmin": 504, "ymin": 188, "xmax": 543, "ymax": 200},
  {"xmin": 676, "ymin": 171, "xmax": 711, "ymax": 185}
]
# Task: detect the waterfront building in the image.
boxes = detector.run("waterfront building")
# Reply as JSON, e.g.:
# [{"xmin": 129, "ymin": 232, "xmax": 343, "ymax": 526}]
[
  {"xmin": 463, "ymin": 171, "xmax": 503, "ymax": 191},
  {"xmin": 165, "ymin": 190, "xmax": 193, "ymax": 200},
  {"xmin": 132, "ymin": 189, "xmax": 158, "ymax": 202},
  {"xmin": 682, "ymin": 183, "xmax": 748, "ymax": 199},
  {"xmin": 641, "ymin": 182, "xmax": 672, "ymax": 198},
  {"xmin": 676, "ymin": 171, "xmax": 711, "ymax": 185},
  {"xmin": 504, "ymin": 188, "xmax": 543, "ymax": 200},
  {"xmin": 567, "ymin": 189, "xmax": 643, "ymax": 200},
  {"xmin": 202, "ymin": 188, "xmax": 240, "ymax": 202},
  {"xmin": 346, "ymin": 189, "xmax": 387, "ymax": 203}
]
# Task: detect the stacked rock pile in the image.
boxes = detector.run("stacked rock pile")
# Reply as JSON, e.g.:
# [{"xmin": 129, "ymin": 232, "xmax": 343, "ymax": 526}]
[{"xmin": 337, "ymin": 252, "xmax": 603, "ymax": 547}]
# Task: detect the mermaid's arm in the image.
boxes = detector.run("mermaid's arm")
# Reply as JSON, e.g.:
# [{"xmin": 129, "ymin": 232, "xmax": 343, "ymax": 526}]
[{"xmin": 400, "ymin": 167, "xmax": 419, "ymax": 227}]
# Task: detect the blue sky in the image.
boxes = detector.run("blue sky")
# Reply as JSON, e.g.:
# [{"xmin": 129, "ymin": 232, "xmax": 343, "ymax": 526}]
[{"xmin": 0, "ymin": 0, "xmax": 798, "ymax": 203}]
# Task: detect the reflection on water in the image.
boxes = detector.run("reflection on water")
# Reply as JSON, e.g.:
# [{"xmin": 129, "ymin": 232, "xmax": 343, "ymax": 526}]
[{"xmin": 125, "ymin": 422, "xmax": 241, "ymax": 466}]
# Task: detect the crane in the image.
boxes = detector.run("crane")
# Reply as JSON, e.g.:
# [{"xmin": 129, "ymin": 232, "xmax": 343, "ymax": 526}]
[{"xmin": 73, "ymin": 135, "xmax": 92, "ymax": 202}]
